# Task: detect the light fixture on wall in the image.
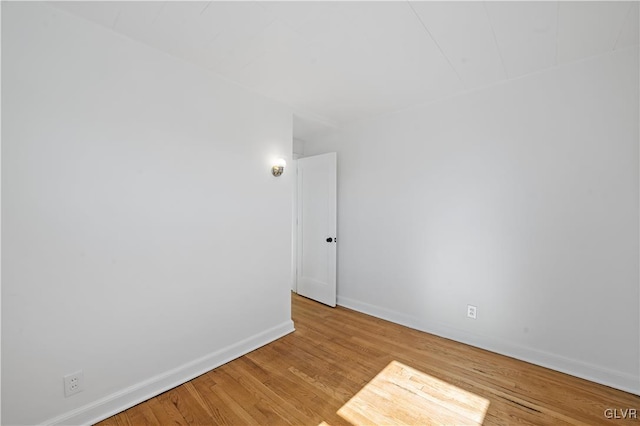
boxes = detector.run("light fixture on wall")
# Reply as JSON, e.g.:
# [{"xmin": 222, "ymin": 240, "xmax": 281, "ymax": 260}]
[{"xmin": 272, "ymin": 158, "xmax": 286, "ymax": 177}]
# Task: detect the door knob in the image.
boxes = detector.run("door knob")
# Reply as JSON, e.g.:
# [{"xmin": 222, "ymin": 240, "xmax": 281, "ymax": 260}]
[{"xmin": 326, "ymin": 237, "xmax": 333, "ymax": 242}]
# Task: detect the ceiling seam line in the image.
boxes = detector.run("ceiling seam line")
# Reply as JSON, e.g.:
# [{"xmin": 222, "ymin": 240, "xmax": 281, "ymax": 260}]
[
  {"xmin": 612, "ymin": 2, "xmax": 634, "ymax": 51},
  {"xmin": 151, "ymin": 3, "xmax": 165, "ymax": 25},
  {"xmin": 554, "ymin": 1, "xmax": 559, "ymax": 66},
  {"xmin": 111, "ymin": 9, "xmax": 121, "ymax": 30},
  {"xmin": 344, "ymin": 44, "xmax": 638, "ymax": 134},
  {"xmin": 200, "ymin": 2, "xmax": 212, "ymax": 15},
  {"xmin": 406, "ymin": 0, "xmax": 467, "ymax": 90},
  {"xmin": 482, "ymin": 1, "xmax": 509, "ymax": 80}
]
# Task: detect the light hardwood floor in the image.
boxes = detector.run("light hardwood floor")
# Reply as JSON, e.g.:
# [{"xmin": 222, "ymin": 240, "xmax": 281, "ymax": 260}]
[{"xmin": 98, "ymin": 293, "xmax": 639, "ymax": 425}]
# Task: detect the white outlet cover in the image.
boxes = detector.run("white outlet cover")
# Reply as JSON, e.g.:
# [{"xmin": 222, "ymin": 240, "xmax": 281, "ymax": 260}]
[
  {"xmin": 467, "ymin": 304, "xmax": 477, "ymax": 319},
  {"xmin": 64, "ymin": 370, "xmax": 84, "ymax": 397}
]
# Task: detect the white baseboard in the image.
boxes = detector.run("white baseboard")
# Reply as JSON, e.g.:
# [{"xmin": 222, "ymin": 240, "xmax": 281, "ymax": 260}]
[
  {"xmin": 337, "ymin": 295, "xmax": 639, "ymax": 396},
  {"xmin": 44, "ymin": 320, "xmax": 295, "ymax": 426}
]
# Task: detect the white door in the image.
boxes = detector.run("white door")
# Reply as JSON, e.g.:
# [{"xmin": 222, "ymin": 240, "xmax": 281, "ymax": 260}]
[{"xmin": 296, "ymin": 152, "xmax": 337, "ymax": 307}]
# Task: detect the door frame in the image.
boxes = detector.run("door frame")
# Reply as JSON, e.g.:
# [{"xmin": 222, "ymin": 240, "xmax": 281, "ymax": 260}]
[{"xmin": 291, "ymin": 156, "xmax": 299, "ymax": 293}]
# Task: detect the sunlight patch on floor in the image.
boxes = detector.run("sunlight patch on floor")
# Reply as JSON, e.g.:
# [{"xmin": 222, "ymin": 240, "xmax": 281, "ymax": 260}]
[{"xmin": 336, "ymin": 360, "xmax": 490, "ymax": 425}]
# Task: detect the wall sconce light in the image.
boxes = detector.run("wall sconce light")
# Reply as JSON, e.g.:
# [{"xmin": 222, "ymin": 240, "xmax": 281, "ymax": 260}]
[{"xmin": 272, "ymin": 158, "xmax": 286, "ymax": 177}]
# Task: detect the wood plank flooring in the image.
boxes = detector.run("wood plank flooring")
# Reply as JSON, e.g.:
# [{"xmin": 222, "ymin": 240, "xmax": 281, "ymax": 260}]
[{"xmin": 97, "ymin": 293, "xmax": 640, "ymax": 425}]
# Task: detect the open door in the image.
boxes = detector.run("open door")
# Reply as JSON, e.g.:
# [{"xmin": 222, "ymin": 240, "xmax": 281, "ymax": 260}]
[{"xmin": 296, "ymin": 152, "xmax": 337, "ymax": 307}]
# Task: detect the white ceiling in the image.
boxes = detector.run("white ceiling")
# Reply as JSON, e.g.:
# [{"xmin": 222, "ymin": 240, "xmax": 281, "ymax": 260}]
[{"xmin": 52, "ymin": 1, "xmax": 639, "ymax": 141}]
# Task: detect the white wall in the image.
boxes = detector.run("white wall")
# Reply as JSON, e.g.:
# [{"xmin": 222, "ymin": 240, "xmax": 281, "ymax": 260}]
[
  {"xmin": 305, "ymin": 47, "xmax": 640, "ymax": 393},
  {"xmin": 2, "ymin": 3, "xmax": 293, "ymax": 425}
]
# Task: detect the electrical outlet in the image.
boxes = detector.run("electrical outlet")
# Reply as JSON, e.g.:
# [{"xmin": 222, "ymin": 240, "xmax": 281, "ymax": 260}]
[
  {"xmin": 64, "ymin": 370, "xmax": 84, "ymax": 397},
  {"xmin": 467, "ymin": 304, "xmax": 477, "ymax": 319}
]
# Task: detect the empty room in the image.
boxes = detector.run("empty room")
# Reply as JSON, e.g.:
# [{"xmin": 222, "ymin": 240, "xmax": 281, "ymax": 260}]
[{"xmin": 2, "ymin": 1, "xmax": 639, "ymax": 425}]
